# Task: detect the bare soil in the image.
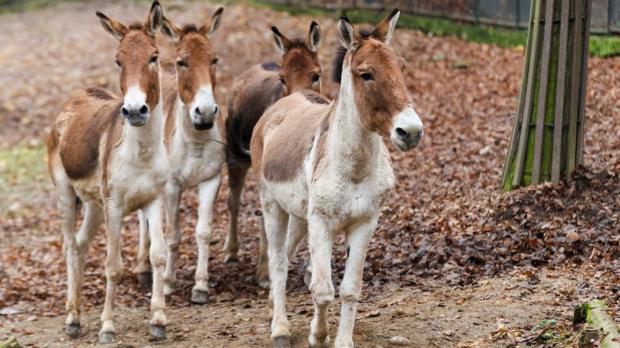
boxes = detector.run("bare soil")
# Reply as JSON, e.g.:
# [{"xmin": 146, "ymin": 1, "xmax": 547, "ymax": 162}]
[{"xmin": 0, "ymin": 270, "xmax": 581, "ymax": 347}]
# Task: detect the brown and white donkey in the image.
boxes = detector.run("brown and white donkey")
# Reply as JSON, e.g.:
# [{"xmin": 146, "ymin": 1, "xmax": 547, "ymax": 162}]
[
  {"xmin": 250, "ymin": 10, "xmax": 423, "ymax": 348},
  {"xmin": 133, "ymin": 8, "xmax": 225, "ymax": 305},
  {"xmin": 47, "ymin": 2, "xmax": 169, "ymax": 344},
  {"xmin": 224, "ymin": 22, "xmax": 322, "ymax": 287}
]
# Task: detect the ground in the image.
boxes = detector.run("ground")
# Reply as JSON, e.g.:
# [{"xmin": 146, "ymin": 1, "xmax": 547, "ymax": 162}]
[{"xmin": 0, "ymin": 1, "xmax": 619, "ymax": 347}]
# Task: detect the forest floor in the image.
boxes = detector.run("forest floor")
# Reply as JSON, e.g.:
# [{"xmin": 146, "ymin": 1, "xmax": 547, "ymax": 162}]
[{"xmin": 1, "ymin": 1, "xmax": 619, "ymax": 347}]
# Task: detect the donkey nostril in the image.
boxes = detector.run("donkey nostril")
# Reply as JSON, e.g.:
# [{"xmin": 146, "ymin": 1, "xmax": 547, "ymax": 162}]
[
  {"xmin": 121, "ymin": 107, "xmax": 129, "ymax": 117},
  {"xmin": 139, "ymin": 105, "xmax": 149, "ymax": 114},
  {"xmin": 194, "ymin": 107, "xmax": 202, "ymax": 116},
  {"xmin": 213, "ymin": 105, "xmax": 219, "ymax": 114},
  {"xmin": 396, "ymin": 127, "xmax": 408, "ymax": 138}
]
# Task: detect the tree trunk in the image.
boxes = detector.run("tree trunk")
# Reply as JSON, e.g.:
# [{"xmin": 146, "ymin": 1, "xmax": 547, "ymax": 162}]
[{"xmin": 502, "ymin": 0, "xmax": 591, "ymax": 191}]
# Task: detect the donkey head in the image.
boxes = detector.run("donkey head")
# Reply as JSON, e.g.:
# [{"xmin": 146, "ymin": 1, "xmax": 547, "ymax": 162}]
[
  {"xmin": 96, "ymin": 1, "xmax": 163, "ymax": 127},
  {"xmin": 272, "ymin": 22, "xmax": 322, "ymax": 94},
  {"xmin": 337, "ymin": 10, "xmax": 423, "ymax": 151},
  {"xmin": 161, "ymin": 8, "xmax": 223, "ymax": 131}
]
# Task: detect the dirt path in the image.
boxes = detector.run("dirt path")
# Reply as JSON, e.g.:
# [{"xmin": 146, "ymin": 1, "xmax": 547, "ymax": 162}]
[{"xmin": 1, "ymin": 270, "xmax": 580, "ymax": 347}]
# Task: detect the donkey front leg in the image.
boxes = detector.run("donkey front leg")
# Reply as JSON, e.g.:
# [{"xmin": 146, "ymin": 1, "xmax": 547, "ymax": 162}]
[
  {"xmin": 163, "ymin": 183, "xmax": 182, "ymax": 295},
  {"xmin": 144, "ymin": 198, "xmax": 168, "ymax": 340},
  {"xmin": 192, "ymin": 176, "xmax": 221, "ymax": 304},
  {"xmin": 334, "ymin": 219, "xmax": 376, "ymax": 348},
  {"xmin": 99, "ymin": 204, "xmax": 124, "ymax": 344},
  {"xmin": 263, "ymin": 200, "xmax": 291, "ymax": 348},
  {"xmin": 135, "ymin": 209, "xmax": 152, "ymax": 289},
  {"xmin": 308, "ymin": 216, "xmax": 335, "ymax": 348},
  {"xmin": 225, "ymin": 164, "xmax": 248, "ymax": 264}
]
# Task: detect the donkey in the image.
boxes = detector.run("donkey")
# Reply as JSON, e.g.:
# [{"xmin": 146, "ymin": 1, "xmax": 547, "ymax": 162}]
[
  {"xmin": 250, "ymin": 10, "xmax": 423, "ymax": 347},
  {"xmin": 133, "ymin": 8, "xmax": 225, "ymax": 304},
  {"xmin": 224, "ymin": 22, "xmax": 321, "ymax": 287},
  {"xmin": 47, "ymin": 2, "xmax": 169, "ymax": 343}
]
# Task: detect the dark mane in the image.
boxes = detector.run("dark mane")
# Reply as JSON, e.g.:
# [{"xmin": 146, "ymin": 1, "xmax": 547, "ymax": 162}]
[
  {"xmin": 289, "ymin": 38, "xmax": 309, "ymax": 49},
  {"xmin": 331, "ymin": 29, "xmax": 372, "ymax": 84},
  {"xmin": 182, "ymin": 24, "xmax": 199, "ymax": 33},
  {"xmin": 128, "ymin": 22, "xmax": 144, "ymax": 30}
]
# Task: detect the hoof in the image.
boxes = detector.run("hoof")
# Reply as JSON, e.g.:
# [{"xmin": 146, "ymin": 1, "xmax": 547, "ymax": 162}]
[
  {"xmin": 309, "ymin": 334, "xmax": 330, "ymax": 348},
  {"xmin": 138, "ymin": 271, "xmax": 153, "ymax": 290},
  {"xmin": 256, "ymin": 275, "xmax": 270, "ymax": 289},
  {"xmin": 65, "ymin": 323, "xmax": 81, "ymax": 338},
  {"xmin": 191, "ymin": 289, "xmax": 209, "ymax": 304},
  {"xmin": 99, "ymin": 331, "xmax": 116, "ymax": 344},
  {"xmin": 224, "ymin": 254, "xmax": 240, "ymax": 264},
  {"xmin": 149, "ymin": 324, "xmax": 166, "ymax": 340},
  {"xmin": 273, "ymin": 336, "xmax": 292, "ymax": 348}
]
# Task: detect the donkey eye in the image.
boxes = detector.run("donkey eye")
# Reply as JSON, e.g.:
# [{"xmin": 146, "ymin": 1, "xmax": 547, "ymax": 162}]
[
  {"xmin": 177, "ymin": 60, "xmax": 188, "ymax": 69},
  {"xmin": 115, "ymin": 59, "xmax": 121, "ymax": 67},
  {"xmin": 360, "ymin": 72, "xmax": 374, "ymax": 81},
  {"xmin": 149, "ymin": 55, "xmax": 159, "ymax": 64},
  {"xmin": 212, "ymin": 57, "xmax": 219, "ymax": 65},
  {"xmin": 312, "ymin": 74, "xmax": 320, "ymax": 83}
]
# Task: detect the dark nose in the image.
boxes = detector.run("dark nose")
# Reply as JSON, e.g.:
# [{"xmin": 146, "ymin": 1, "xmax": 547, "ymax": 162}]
[
  {"xmin": 396, "ymin": 127, "xmax": 423, "ymax": 144},
  {"xmin": 196, "ymin": 105, "xmax": 219, "ymax": 117},
  {"xmin": 122, "ymin": 104, "xmax": 149, "ymax": 118}
]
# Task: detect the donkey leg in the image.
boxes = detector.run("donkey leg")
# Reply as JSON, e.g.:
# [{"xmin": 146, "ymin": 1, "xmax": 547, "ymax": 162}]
[
  {"xmin": 285, "ymin": 216, "xmax": 310, "ymax": 286},
  {"xmin": 70, "ymin": 202, "xmax": 103, "ymax": 336},
  {"xmin": 224, "ymin": 164, "xmax": 248, "ymax": 264},
  {"xmin": 163, "ymin": 183, "xmax": 182, "ymax": 295},
  {"xmin": 135, "ymin": 209, "xmax": 152, "ymax": 289},
  {"xmin": 263, "ymin": 200, "xmax": 291, "ymax": 347},
  {"xmin": 308, "ymin": 217, "xmax": 335, "ymax": 348},
  {"xmin": 58, "ymin": 182, "xmax": 80, "ymax": 337},
  {"xmin": 286, "ymin": 216, "xmax": 307, "ymax": 261},
  {"xmin": 334, "ymin": 219, "xmax": 376, "ymax": 348},
  {"xmin": 144, "ymin": 198, "xmax": 168, "ymax": 340},
  {"xmin": 99, "ymin": 204, "xmax": 124, "ymax": 344},
  {"xmin": 192, "ymin": 176, "xmax": 221, "ymax": 304},
  {"xmin": 256, "ymin": 217, "xmax": 270, "ymax": 288}
]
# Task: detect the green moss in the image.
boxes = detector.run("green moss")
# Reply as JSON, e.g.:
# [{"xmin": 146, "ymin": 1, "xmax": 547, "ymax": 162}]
[
  {"xmin": 0, "ymin": 144, "xmax": 48, "ymax": 192},
  {"xmin": 240, "ymin": 0, "xmax": 620, "ymax": 58}
]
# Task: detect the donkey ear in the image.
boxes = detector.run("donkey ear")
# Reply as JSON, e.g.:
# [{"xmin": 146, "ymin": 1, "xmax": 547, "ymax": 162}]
[
  {"xmin": 209, "ymin": 7, "xmax": 224, "ymax": 35},
  {"xmin": 272, "ymin": 26, "xmax": 292, "ymax": 54},
  {"xmin": 337, "ymin": 16, "xmax": 356, "ymax": 50},
  {"xmin": 306, "ymin": 21, "xmax": 320, "ymax": 52},
  {"xmin": 145, "ymin": 1, "xmax": 163, "ymax": 37},
  {"xmin": 371, "ymin": 8, "xmax": 400, "ymax": 44},
  {"xmin": 161, "ymin": 16, "xmax": 183, "ymax": 42},
  {"xmin": 96, "ymin": 11, "xmax": 128, "ymax": 40}
]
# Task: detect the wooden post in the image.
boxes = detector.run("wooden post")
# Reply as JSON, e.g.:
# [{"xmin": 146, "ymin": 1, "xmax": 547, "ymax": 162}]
[{"xmin": 502, "ymin": 0, "xmax": 591, "ymax": 191}]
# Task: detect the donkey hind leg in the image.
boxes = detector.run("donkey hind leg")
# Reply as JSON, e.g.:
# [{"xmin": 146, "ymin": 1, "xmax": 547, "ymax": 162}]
[
  {"xmin": 67, "ymin": 202, "xmax": 103, "ymax": 337},
  {"xmin": 334, "ymin": 219, "xmax": 376, "ymax": 348},
  {"xmin": 58, "ymin": 180, "xmax": 81, "ymax": 337},
  {"xmin": 163, "ymin": 183, "xmax": 182, "ymax": 295},
  {"xmin": 135, "ymin": 209, "xmax": 152, "ymax": 289},
  {"xmin": 144, "ymin": 198, "xmax": 168, "ymax": 340},
  {"xmin": 263, "ymin": 200, "xmax": 292, "ymax": 347},
  {"xmin": 285, "ymin": 216, "xmax": 311, "ymax": 287},
  {"xmin": 308, "ymin": 217, "xmax": 335, "ymax": 348},
  {"xmin": 192, "ymin": 176, "xmax": 221, "ymax": 304},
  {"xmin": 256, "ymin": 216, "xmax": 270, "ymax": 288},
  {"xmin": 224, "ymin": 163, "xmax": 248, "ymax": 264}
]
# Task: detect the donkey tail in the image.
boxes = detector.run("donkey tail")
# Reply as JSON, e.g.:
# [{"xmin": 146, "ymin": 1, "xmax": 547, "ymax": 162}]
[{"xmin": 225, "ymin": 110, "xmax": 252, "ymax": 165}]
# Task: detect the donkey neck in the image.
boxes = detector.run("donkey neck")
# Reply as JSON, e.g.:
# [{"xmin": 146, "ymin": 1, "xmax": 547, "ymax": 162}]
[{"xmin": 325, "ymin": 62, "xmax": 383, "ymax": 181}]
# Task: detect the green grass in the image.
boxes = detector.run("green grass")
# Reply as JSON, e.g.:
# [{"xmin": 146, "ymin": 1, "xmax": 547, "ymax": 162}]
[
  {"xmin": 0, "ymin": 144, "xmax": 48, "ymax": 192},
  {"xmin": 241, "ymin": 0, "xmax": 620, "ymax": 58}
]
